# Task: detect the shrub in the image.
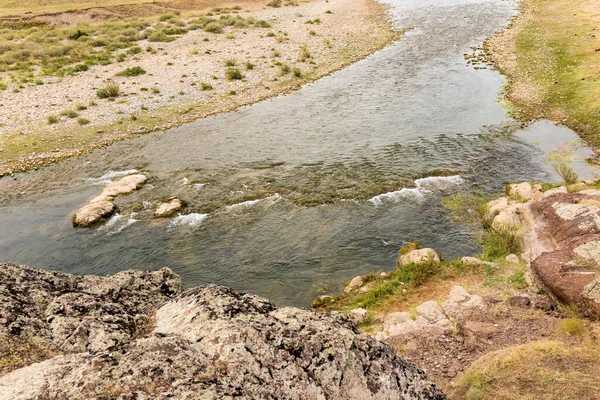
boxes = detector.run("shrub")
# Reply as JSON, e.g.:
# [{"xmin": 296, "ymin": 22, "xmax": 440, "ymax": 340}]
[
  {"xmin": 77, "ymin": 117, "xmax": 90, "ymax": 125},
  {"xmin": 151, "ymin": 87, "xmax": 160, "ymax": 94},
  {"xmin": 266, "ymin": 31, "xmax": 276, "ymax": 37},
  {"xmin": 507, "ymin": 269, "xmax": 528, "ymax": 289},
  {"xmin": 148, "ymin": 31, "xmax": 176, "ymax": 42},
  {"xmin": 279, "ymin": 63, "xmax": 290, "ymax": 74},
  {"xmin": 96, "ymin": 82, "xmax": 120, "ymax": 99},
  {"xmin": 116, "ymin": 66, "xmax": 146, "ymax": 77},
  {"xmin": 60, "ymin": 109, "xmax": 79, "ymax": 118},
  {"xmin": 292, "ymin": 67, "xmax": 303, "ymax": 77},
  {"xmin": 200, "ymin": 82, "xmax": 213, "ymax": 90},
  {"xmin": 224, "ymin": 67, "xmax": 243, "ymax": 80},
  {"xmin": 47, "ymin": 114, "xmax": 58, "ymax": 124},
  {"xmin": 204, "ymin": 22, "xmax": 223, "ymax": 33},
  {"xmin": 255, "ymin": 20, "xmax": 272, "ymax": 28},
  {"xmin": 552, "ymin": 159, "xmax": 578, "ymax": 185},
  {"xmin": 299, "ymin": 44, "xmax": 311, "ymax": 61},
  {"xmin": 75, "ymin": 104, "xmax": 87, "ymax": 111},
  {"xmin": 224, "ymin": 58, "xmax": 237, "ymax": 67},
  {"xmin": 480, "ymin": 226, "xmax": 522, "ymax": 260},
  {"xmin": 267, "ymin": 0, "xmax": 282, "ymax": 7}
]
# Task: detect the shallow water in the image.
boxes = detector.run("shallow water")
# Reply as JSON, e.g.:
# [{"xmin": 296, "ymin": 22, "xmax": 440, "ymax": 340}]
[{"xmin": 0, "ymin": 0, "xmax": 596, "ymax": 306}]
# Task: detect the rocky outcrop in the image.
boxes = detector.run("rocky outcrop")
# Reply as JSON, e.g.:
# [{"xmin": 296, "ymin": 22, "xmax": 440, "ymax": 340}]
[
  {"xmin": 0, "ymin": 263, "xmax": 446, "ymax": 399},
  {"xmin": 73, "ymin": 174, "xmax": 147, "ymax": 227},
  {"xmin": 528, "ymin": 191, "xmax": 600, "ymax": 318},
  {"xmin": 375, "ymin": 286, "xmax": 485, "ymax": 342},
  {"xmin": 154, "ymin": 196, "xmax": 184, "ymax": 218}
]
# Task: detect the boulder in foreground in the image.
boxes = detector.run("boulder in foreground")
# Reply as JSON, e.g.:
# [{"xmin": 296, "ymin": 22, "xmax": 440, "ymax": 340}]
[{"xmin": 0, "ymin": 263, "xmax": 446, "ymax": 399}]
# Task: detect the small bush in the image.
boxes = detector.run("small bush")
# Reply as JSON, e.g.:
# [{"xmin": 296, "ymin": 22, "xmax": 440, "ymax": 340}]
[
  {"xmin": 552, "ymin": 159, "xmax": 578, "ymax": 185},
  {"xmin": 309, "ymin": 30, "xmax": 316, "ymax": 36},
  {"xmin": 325, "ymin": 10, "xmax": 333, "ymax": 14},
  {"xmin": 266, "ymin": 31, "xmax": 276, "ymax": 37},
  {"xmin": 151, "ymin": 87, "xmax": 160, "ymax": 94},
  {"xmin": 279, "ymin": 63, "xmax": 290, "ymax": 74},
  {"xmin": 224, "ymin": 58, "xmax": 237, "ymax": 67},
  {"xmin": 299, "ymin": 44, "xmax": 311, "ymax": 61},
  {"xmin": 47, "ymin": 114, "xmax": 58, "ymax": 124},
  {"xmin": 96, "ymin": 82, "xmax": 120, "ymax": 99},
  {"xmin": 116, "ymin": 66, "xmax": 146, "ymax": 77},
  {"xmin": 225, "ymin": 68, "xmax": 243, "ymax": 80},
  {"xmin": 204, "ymin": 22, "xmax": 223, "ymax": 33},
  {"xmin": 255, "ymin": 20, "xmax": 272, "ymax": 28},
  {"xmin": 77, "ymin": 117, "xmax": 90, "ymax": 125},
  {"xmin": 292, "ymin": 67, "xmax": 303, "ymax": 78},
  {"xmin": 267, "ymin": 0, "xmax": 282, "ymax": 7},
  {"xmin": 200, "ymin": 82, "xmax": 213, "ymax": 90},
  {"xmin": 60, "ymin": 109, "xmax": 79, "ymax": 118},
  {"xmin": 507, "ymin": 269, "xmax": 528, "ymax": 289},
  {"xmin": 148, "ymin": 31, "xmax": 176, "ymax": 42},
  {"xmin": 245, "ymin": 61, "xmax": 255, "ymax": 70},
  {"xmin": 75, "ymin": 104, "xmax": 87, "ymax": 111},
  {"xmin": 480, "ymin": 226, "xmax": 522, "ymax": 261}
]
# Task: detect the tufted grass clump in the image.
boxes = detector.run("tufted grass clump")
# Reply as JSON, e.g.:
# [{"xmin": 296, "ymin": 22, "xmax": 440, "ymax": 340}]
[
  {"xmin": 116, "ymin": 66, "xmax": 146, "ymax": 77},
  {"xmin": 204, "ymin": 22, "xmax": 223, "ymax": 33},
  {"xmin": 96, "ymin": 82, "xmax": 120, "ymax": 99},
  {"xmin": 200, "ymin": 82, "xmax": 213, "ymax": 90},
  {"xmin": 224, "ymin": 58, "xmax": 237, "ymax": 67},
  {"xmin": 60, "ymin": 109, "xmax": 79, "ymax": 118},
  {"xmin": 292, "ymin": 67, "xmax": 303, "ymax": 78},
  {"xmin": 47, "ymin": 114, "xmax": 58, "ymax": 124},
  {"xmin": 224, "ymin": 67, "xmax": 243, "ymax": 80},
  {"xmin": 148, "ymin": 31, "xmax": 176, "ymax": 42},
  {"xmin": 255, "ymin": 20, "xmax": 272, "ymax": 28},
  {"xmin": 557, "ymin": 318, "xmax": 586, "ymax": 335},
  {"xmin": 77, "ymin": 117, "xmax": 90, "ymax": 125},
  {"xmin": 551, "ymin": 158, "xmax": 578, "ymax": 185}
]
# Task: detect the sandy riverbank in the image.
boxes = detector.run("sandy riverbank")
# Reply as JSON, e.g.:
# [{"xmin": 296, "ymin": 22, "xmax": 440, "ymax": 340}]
[{"xmin": 0, "ymin": 0, "xmax": 400, "ymax": 176}]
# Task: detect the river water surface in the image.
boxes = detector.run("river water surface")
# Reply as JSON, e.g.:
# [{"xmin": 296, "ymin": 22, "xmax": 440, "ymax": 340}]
[{"xmin": 0, "ymin": 0, "xmax": 595, "ymax": 306}]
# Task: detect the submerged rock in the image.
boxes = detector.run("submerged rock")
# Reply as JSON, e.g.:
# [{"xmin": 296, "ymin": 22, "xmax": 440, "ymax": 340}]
[
  {"xmin": 73, "ymin": 174, "xmax": 147, "ymax": 227},
  {"xmin": 72, "ymin": 196, "xmax": 116, "ymax": 227},
  {"xmin": 0, "ymin": 264, "xmax": 446, "ymax": 399},
  {"xmin": 154, "ymin": 196, "xmax": 184, "ymax": 218}
]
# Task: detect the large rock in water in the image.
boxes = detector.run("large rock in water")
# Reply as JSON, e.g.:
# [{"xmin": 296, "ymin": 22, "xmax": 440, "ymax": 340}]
[{"xmin": 0, "ymin": 263, "xmax": 446, "ymax": 399}]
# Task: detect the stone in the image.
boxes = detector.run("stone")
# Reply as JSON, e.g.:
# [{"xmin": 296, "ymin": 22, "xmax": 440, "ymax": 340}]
[
  {"xmin": 488, "ymin": 197, "xmax": 509, "ymax": 214},
  {"xmin": 0, "ymin": 263, "xmax": 181, "ymax": 356},
  {"xmin": 492, "ymin": 204, "xmax": 523, "ymax": 228},
  {"xmin": 72, "ymin": 196, "xmax": 116, "ymax": 227},
  {"xmin": 399, "ymin": 248, "xmax": 440, "ymax": 266},
  {"xmin": 154, "ymin": 196, "xmax": 184, "ymax": 218},
  {"xmin": 72, "ymin": 174, "xmax": 147, "ymax": 227},
  {"xmin": 100, "ymin": 174, "xmax": 147, "ymax": 198},
  {"xmin": 506, "ymin": 254, "xmax": 520, "ymax": 263},
  {"xmin": 0, "ymin": 266, "xmax": 447, "ymax": 399},
  {"xmin": 416, "ymin": 301, "xmax": 447, "ymax": 324},
  {"xmin": 380, "ymin": 271, "xmax": 389, "ymax": 278},
  {"xmin": 348, "ymin": 308, "xmax": 368, "ymax": 325},
  {"xmin": 441, "ymin": 286, "xmax": 486, "ymax": 320},
  {"xmin": 463, "ymin": 321, "xmax": 498, "ymax": 338},
  {"xmin": 508, "ymin": 182, "xmax": 533, "ymax": 200},
  {"xmin": 343, "ymin": 275, "xmax": 366, "ymax": 293},
  {"xmin": 543, "ymin": 186, "xmax": 568, "ymax": 198},
  {"xmin": 508, "ymin": 296, "xmax": 531, "ymax": 308}
]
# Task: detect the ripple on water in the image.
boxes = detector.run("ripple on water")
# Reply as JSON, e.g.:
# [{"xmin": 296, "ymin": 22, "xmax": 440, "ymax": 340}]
[{"xmin": 369, "ymin": 175, "xmax": 464, "ymax": 206}]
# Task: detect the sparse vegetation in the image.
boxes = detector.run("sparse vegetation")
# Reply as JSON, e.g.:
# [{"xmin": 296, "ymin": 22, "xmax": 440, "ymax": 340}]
[
  {"xmin": 60, "ymin": 109, "xmax": 79, "ymax": 118},
  {"xmin": 551, "ymin": 158, "xmax": 579, "ymax": 185},
  {"xmin": 224, "ymin": 58, "xmax": 237, "ymax": 67},
  {"xmin": 116, "ymin": 66, "xmax": 146, "ymax": 77},
  {"xmin": 47, "ymin": 114, "xmax": 58, "ymax": 124},
  {"xmin": 224, "ymin": 67, "xmax": 243, "ymax": 80},
  {"xmin": 200, "ymin": 82, "xmax": 213, "ymax": 90},
  {"xmin": 96, "ymin": 82, "xmax": 121, "ymax": 99},
  {"xmin": 77, "ymin": 117, "xmax": 90, "ymax": 125}
]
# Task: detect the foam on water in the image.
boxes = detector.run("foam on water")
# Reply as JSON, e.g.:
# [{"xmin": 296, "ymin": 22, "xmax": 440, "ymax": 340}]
[
  {"xmin": 98, "ymin": 213, "xmax": 138, "ymax": 235},
  {"xmin": 170, "ymin": 213, "xmax": 209, "ymax": 228},
  {"xmin": 193, "ymin": 183, "xmax": 207, "ymax": 191},
  {"xmin": 225, "ymin": 194, "xmax": 281, "ymax": 211},
  {"xmin": 85, "ymin": 169, "xmax": 138, "ymax": 185},
  {"xmin": 369, "ymin": 175, "xmax": 464, "ymax": 206}
]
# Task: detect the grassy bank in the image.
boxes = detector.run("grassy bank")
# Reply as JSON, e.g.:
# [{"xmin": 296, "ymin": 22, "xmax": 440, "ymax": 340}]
[{"xmin": 486, "ymin": 0, "xmax": 600, "ymax": 148}]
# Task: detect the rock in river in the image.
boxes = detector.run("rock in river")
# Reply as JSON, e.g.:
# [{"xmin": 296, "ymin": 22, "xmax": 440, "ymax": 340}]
[{"xmin": 154, "ymin": 196, "xmax": 184, "ymax": 218}]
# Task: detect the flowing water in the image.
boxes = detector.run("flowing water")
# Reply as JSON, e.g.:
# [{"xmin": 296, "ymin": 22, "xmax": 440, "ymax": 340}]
[{"xmin": 0, "ymin": 0, "xmax": 596, "ymax": 306}]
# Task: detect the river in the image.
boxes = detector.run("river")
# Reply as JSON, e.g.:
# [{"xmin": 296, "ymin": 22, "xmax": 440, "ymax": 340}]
[{"xmin": 0, "ymin": 0, "xmax": 594, "ymax": 306}]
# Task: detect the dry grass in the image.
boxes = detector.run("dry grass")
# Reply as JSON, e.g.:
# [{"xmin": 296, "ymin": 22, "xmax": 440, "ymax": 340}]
[{"xmin": 450, "ymin": 341, "xmax": 600, "ymax": 400}]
